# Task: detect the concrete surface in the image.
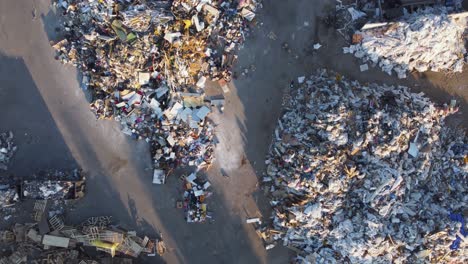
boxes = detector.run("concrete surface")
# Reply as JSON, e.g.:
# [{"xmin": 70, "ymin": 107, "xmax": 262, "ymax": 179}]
[{"xmin": 0, "ymin": 0, "xmax": 466, "ymax": 263}]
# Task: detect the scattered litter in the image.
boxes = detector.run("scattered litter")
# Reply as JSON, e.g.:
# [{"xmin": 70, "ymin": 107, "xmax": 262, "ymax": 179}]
[
  {"xmin": 265, "ymin": 244, "xmax": 275, "ymax": 250},
  {"xmin": 267, "ymin": 31, "xmax": 277, "ymax": 40},
  {"xmin": 348, "ymin": 7, "xmax": 366, "ymax": 21},
  {"xmin": 297, "ymin": 76, "xmax": 305, "ymax": 84},
  {"xmin": 313, "ymin": 43, "xmax": 322, "ymax": 50},
  {"xmin": 359, "ymin": 63, "xmax": 369, "ymax": 72},
  {"xmin": 246, "ymin": 218, "xmax": 262, "ymax": 224},
  {"xmin": 0, "ymin": 131, "xmax": 16, "ymax": 170},
  {"xmin": 264, "ymin": 69, "xmax": 467, "ymax": 263},
  {"xmin": 152, "ymin": 169, "xmax": 166, "ymax": 185}
]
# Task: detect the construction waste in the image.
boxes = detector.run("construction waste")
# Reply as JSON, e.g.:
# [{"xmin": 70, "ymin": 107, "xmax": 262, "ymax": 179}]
[
  {"xmin": 0, "ymin": 131, "xmax": 16, "ymax": 171},
  {"xmin": 0, "ymin": 169, "xmax": 85, "ymax": 208},
  {"xmin": 51, "ymin": 0, "xmax": 259, "ymax": 184},
  {"xmin": 263, "ymin": 69, "xmax": 467, "ymax": 263},
  {"xmin": 183, "ymin": 172, "xmax": 212, "ymax": 223},
  {"xmin": 0, "ymin": 215, "xmax": 165, "ymax": 263},
  {"xmin": 344, "ymin": 7, "xmax": 468, "ymax": 78}
]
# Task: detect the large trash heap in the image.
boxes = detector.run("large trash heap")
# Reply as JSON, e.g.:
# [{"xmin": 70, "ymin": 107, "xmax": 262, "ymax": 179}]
[
  {"xmin": 51, "ymin": 0, "xmax": 259, "ymax": 179},
  {"xmin": 264, "ymin": 69, "xmax": 467, "ymax": 263},
  {"xmin": 345, "ymin": 7, "xmax": 468, "ymax": 78}
]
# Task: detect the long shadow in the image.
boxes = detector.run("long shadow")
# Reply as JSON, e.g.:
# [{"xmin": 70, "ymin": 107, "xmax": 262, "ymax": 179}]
[
  {"xmin": 0, "ymin": 52, "xmax": 79, "ymax": 229},
  {"xmin": 0, "ymin": 51, "xmax": 167, "ymax": 263},
  {"xmin": 39, "ymin": 4, "xmax": 264, "ymax": 264},
  {"xmin": 0, "ymin": 53, "xmax": 77, "ymax": 177}
]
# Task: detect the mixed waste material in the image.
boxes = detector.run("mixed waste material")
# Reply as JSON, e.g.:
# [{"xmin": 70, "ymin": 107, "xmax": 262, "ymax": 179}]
[
  {"xmin": 0, "ymin": 215, "xmax": 165, "ymax": 263},
  {"xmin": 0, "ymin": 131, "xmax": 16, "ymax": 171},
  {"xmin": 331, "ymin": 1, "xmax": 369, "ymax": 39},
  {"xmin": 263, "ymin": 69, "xmax": 467, "ymax": 263},
  {"xmin": 52, "ymin": 0, "xmax": 260, "ymax": 220},
  {"xmin": 343, "ymin": 7, "xmax": 468, "ymax": 78},
  {"xmin": 51, "ymin": 0, "xmax": 258, "ymax": 173},
  {"xmin": 0, "ymin": 169, "xmax": 85, "ymax": 208},
  {"xmin": 183, "ymin": 172, "xmax": 212, "ymax": 223},
  {"xmin": 53, "ymin": 0, "xmax": 260, "ymax": 221}
]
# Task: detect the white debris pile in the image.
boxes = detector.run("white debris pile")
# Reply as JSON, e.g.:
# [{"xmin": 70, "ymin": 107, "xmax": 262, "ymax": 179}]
[
  {"xmin": 265, "ymin": 69, "xmax": 467, "ymax": 263},
  {"xmin": 0, "ymin": 131, "xmax": 16, "ymax": 171},
  {"xmin": 344, "ymin": 7, "xmax": 468, "ymax": 78}
]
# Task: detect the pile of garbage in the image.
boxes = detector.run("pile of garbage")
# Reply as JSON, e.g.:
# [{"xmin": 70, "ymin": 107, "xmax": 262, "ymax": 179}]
[
  {"xmin": 263, "ymin": 69, "xmax": 467, "ymax": 263},
  {"xmin": 0, "ymin": 215, "xmax": 165, "ymax": 263},
  {"xmin": 0, "ymin": 169, "xmax": 85, "ymax": 208},
  {"xmin": 183, "ymin": 172, "xmax": 212, "ymax": 223},
  {"xmin": 0, "ymin": 131, "xmax": 16, "ymax": 171},
  {"xmin": 51, "ymin": 0, "xmax": 259, "ymax": 182},
  {"xmin": 344, "ymin": 7, "xmax": 468, "ymax": 78}
]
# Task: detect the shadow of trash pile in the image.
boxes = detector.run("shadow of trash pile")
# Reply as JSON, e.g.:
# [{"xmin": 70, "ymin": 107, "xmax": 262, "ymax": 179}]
[
  {"xmin": 261, "ymin": 69, "xmax": 467, "ymax": 263},
  {"xmin": 48, "ymin": 0, "xmax": 261, "ymax": 222},
  {"xmin": 0, "ymin": 212, "xmax": 166, "ymax": 264},
  {"xmin": 340, "ymin": 4, "xmax": 468, "ymax": 79}
]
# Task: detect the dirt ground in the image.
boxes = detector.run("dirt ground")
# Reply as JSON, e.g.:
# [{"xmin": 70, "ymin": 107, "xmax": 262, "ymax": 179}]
[{"xmin": 0, "ymin": 1, "xmax": 466, "ymax": 263}]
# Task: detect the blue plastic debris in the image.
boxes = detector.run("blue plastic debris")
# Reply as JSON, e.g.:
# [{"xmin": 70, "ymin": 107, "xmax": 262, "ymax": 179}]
[
  {"xmin": 450, "ymin": 235, "xmax": 461, "ymax": 250},
  {"xmin": 449, "ymin": 212, "xmax": 467, "ymax": 236},
  {"xmin": 449, "ymin": 213, "xmax": 466, "ymax": 250}
]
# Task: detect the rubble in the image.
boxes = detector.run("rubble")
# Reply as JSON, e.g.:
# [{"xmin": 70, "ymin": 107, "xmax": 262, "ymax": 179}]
[
  {"xmin": 0, "ymin": 215, "xmax": 165, "ymax": 263},
  {"xmin": 51, "ymin": 0, "xmax": 259, "ymax": 190},
  {"xmin": 345, "ymin": 7, "xmax": 468, "ymax": 78},
  {"xmin": 0, "ymin": 131, "xmax": 16, "ymax": 171},
  {"xmin": 264, "ymin": 69, "xmax": 467, "ymax": 263},
  {"xmin": 183, "ymin": 172, "xmax": 212, "ymax": 223}
]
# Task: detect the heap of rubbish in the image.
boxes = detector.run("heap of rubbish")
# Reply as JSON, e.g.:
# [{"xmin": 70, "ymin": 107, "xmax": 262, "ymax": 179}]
[
  {"xmin": 0, "ymin": 169, "xmax": 85, "ymax": 208},
  {"xmin": 262, "ymin": 69, "xmax": 467, "ymax": 263},
  {"xmin": 0, "ymin": 131, "xmax": 16, "ymax": 171},
  {"xmin": 344, "ymin": 7, "xmax": 468, "ymax": 78},
  {"xmin": 183, "ymin": 172, "xmax": 212, "ymax": 223},
  {"xmin": 51, "ymin": 0, "xmax": 260, "ymax": 184},
  {"xmin": 0, "ymin": 215, "xmax": 165, "ymax": 263}
]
